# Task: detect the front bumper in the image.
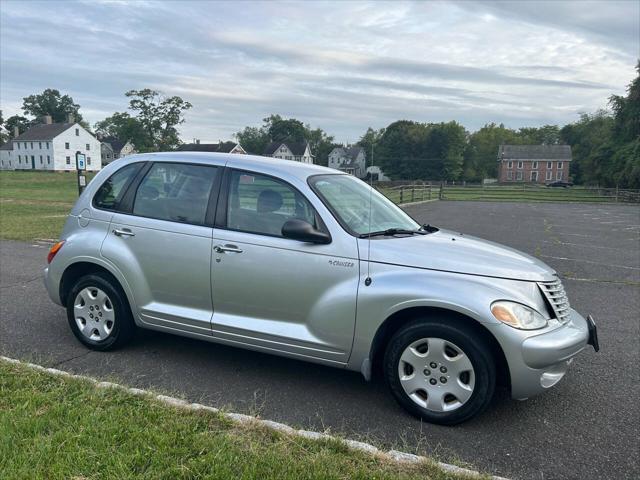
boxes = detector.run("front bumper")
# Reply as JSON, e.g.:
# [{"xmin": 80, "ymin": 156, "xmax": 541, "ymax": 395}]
[
  {"xmin": 491, "ymin": 308, "xmax": 598, "ymax": 400},
  {"xmin": 43, "ymin": 266, "xmax": 63, "ymax": 306}
]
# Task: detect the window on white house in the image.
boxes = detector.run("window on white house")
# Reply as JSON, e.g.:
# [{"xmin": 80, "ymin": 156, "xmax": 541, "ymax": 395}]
[
  {"xmin": 507, "ymin": 171, "xmax": 513, "ymax": 180},
  {"xmin": 547, "ymin": 161, "xmax": 552, "ymax": 169},
  {"xmin": 39, "ymin": 142, "xmax": 42, "ymax": 148},
  {"xmin": 47, "ymin": 156, "xmax": 50, "ymax": 164},
  {"xmin": 507, "ymin": 161, "xmax": 513, "ymax": 169},
  {"xmin": 24, "ymin": 142, "xmax": 27, "ymax": 149},
  {"xmin": 65, "ymin": 142, "xmax": 70, "ymax": 149},
  {"xmin": 557, "ymin": 162, "xmax": 563, "ymax": 169},
  {"xmin": 46, "ymin": 142, "xmax": 49, "ymax": 149},
  {"xmin": 531, "ymin": 171, "xmax": 538, "ymax": 181},
  {"xmin": 532, "ymin": 161, "xmax": 538, "ymax": 169},
  {"xmin": 18, "ymin": 155, "xmax": 21, "ymax": 162},
  {"xmin": 546, "ymin": 171, "xmax": 553, "ymax": 180},
  {"xmin": 87, "ymin": 157, "xmax": 91, "ymax": 165},
  {"xmin": 30, "ymin": 142, "xmax": 34, "ymax": 149},
  {"xmin": 516, "ymin": 171, "xmax": 523, "ymax": 181},
  {"xmin": 16, "ymin": 142, "xmax": 20, "ymax": 149},
  {"xmin": 557, "ymin": 171, "xmax": 562, "ymax": 180},
  {"xmin": 517, "ymin": 161, "xmax": 523, "ymax": 169},
  {"xmin": 86, "ymin": 144, "xmax": 90, "ymax": 150},
  {"xmin": 75, "ymin": 128, "xmax": 79, "ymax": 136},
  {"xmin": 66, "ymin": 156, "xmax": 71, "ymax": 165},
  {"xmin": 40, "ymin": 155, "xmax": 43, "ymax": 164}
]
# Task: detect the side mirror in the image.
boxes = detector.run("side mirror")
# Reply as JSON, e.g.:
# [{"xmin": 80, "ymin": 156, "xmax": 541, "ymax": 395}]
[{"xmin": 282, "ymin": 219, "xmax": 331, "ymax": 244}]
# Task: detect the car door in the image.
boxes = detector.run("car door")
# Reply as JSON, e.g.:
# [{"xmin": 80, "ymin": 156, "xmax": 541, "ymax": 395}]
[
  {"xmin": 101, "ymin": 161, "xmax": 221, "ymax": 336},
  {"xmin": 210, "ymin": 169, "xmax": 359, "ymax": 364}
]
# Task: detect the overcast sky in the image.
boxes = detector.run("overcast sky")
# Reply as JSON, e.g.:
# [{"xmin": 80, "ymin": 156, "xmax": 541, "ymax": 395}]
[{"xmin": 1, "ymin": 0, "xmax": 638, "ymax": 143}]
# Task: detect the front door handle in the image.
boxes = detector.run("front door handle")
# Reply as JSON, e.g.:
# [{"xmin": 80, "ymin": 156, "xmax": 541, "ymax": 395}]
[
  {"xmin": 113, "ymin": 228, "xmax": 135, "ymax": 237},
  {"xmin": 214, "ymin": 244, "xmax": 243, "ymax": 254}
]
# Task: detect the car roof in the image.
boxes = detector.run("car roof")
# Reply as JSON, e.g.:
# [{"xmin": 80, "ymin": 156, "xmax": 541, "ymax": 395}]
[{"xmin": 117, "ymin": 152, "xmax": 341, "ymax": 182}]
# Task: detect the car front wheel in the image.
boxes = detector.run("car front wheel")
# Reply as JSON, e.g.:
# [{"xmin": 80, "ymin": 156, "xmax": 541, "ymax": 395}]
[{"xmin": 384, "ymin": 319, "xmax": 496, "ymax": 425}]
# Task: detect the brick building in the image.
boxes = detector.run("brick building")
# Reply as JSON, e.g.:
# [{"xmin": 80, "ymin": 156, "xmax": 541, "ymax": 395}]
[{"xmin": 498, "ymin": 145, "xmax": 572, "ymax": 184}]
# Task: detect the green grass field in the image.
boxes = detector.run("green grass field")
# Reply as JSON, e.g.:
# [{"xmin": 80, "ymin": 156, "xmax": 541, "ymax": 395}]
[
  {"xmin": 0, "ymin": 360, "xmax": 474, "ymax": 480},
  {"xmin": 0, "ymin": 171, "xmax": 95, "ymax": 241}
]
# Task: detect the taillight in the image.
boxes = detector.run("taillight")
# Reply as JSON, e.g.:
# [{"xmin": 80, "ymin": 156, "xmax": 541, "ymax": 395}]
[{"xmin": 47, "ymin": 241, "xmax": 65, "ymax": 264}]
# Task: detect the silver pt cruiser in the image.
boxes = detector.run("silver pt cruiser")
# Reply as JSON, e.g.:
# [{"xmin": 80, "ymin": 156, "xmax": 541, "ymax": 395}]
[{"xmin": 44, "ymin": 153, "xmax": 599, "ymax": 425}]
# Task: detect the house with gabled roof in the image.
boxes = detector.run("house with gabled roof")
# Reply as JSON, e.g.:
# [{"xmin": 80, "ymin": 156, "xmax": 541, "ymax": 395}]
[
  {"xmin": 100, "ymin": 136, "xmax": 137, "ymax": 165},
  {"xmin": 328, "ymin": 145, "xmax": 367, "ymax": 178},
  {"xmin": 176, "ymin": 140, "xmax": 246, "ymax": 154},
  {"xmin": 263, "ymin": 141, "xmax": 313, "ymax": 164},
  {"xmin": 498, "ymin": 144, "xmax": 572, "ymax": 184},
  {"xmin": 1, "ymin": 115, "xmax": 101, "ymax": 171}
]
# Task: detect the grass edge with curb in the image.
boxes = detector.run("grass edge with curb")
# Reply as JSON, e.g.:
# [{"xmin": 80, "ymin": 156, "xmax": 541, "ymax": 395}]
[{"xmin": 0, "ymin": 355, "xmax": 506, "ymax": 480}]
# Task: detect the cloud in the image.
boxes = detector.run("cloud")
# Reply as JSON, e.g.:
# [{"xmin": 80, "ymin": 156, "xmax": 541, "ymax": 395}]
[{"xmin": 1, "ymin": 0, "xmax": 637, "ymax": 143}]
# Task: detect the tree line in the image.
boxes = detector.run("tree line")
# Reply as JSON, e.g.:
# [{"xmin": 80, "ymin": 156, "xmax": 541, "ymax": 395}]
[{"xmin": 1, "ymin": 62, "xmax": 637, "ymax": 187}]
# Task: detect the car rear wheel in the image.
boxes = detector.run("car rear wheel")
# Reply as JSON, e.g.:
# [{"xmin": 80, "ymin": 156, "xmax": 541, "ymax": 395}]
[
  {"xmin": 66, "ymin": 273, "xmax": 135, "ymax": 351},
  {"xmin": 384, "ymin": 319, "xmax": 496, "ymax": 425}
]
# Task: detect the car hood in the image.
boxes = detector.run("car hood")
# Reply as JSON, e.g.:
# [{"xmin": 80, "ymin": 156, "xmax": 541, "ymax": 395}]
[{"xmin": 362, "ymin": 229, "xmax": 556, "ymax": 282}]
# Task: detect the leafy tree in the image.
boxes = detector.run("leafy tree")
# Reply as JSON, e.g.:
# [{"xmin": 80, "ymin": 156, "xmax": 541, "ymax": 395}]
[
  {"xmin": 235, "ymin": 125, "xmax": 270, "ymax": 155},
  {"xmin": 264, "ymin": 114, "xmax": 306, "ymax": 143},
  {"xmin": 357, "ymin": 127, "xmax": 385, "ymax": 165},
  {"xmin": 518, "ymin": 125, "xmax": 561, "ymax": 145},
  {"xmin": 4, "ymin": 115, "xmax": 31, "ymax": 138},
  {"xmin": 304, "ymin": 125, "xmax": 335, "ymax": 167},
  {"xmin": 94, "ymin": 112, "xmax": 152, "ymax": 152},
  {"xmin": 22, "ymin": 88, "xmax": 83, "ymax": 124},
  {"xmin": 125, "ymin": 89, "xmax": 192, "ymax": 151},
  {"xmin": 463, "ymin": 123, "xmax": 521, "ymax": 181}
]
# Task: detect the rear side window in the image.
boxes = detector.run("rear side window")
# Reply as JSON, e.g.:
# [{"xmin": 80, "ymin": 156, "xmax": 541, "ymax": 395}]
[
  {"xmin": 93, "ymin": 163, "xmax": 143, "ymax": 211},
  {"xmin": 226, "ymin": 170, "xmax": 316, "ymax": 237},
  {"xmin": 132, "ymin": 163, "xmax": 218, "ymax": 225}
]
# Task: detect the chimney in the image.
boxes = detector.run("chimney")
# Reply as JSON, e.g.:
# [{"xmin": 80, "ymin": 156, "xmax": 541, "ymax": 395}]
[
  {"xmin": 195, "ymin": 139, "xmax": 200, "ymax": 144},
  {"xmin": 42, "ymin": 115, "xmax": 52, "ymax": 124},
  {"xmin": 67, "ymin": 113, "xmax": 75, "ymax": 124},
  {"xmin": 13, "ymin": 126, "xmax": 19, "ymax": 138}
]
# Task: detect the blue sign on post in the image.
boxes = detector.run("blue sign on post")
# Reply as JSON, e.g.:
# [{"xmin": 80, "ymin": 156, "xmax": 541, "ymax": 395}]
[
  {"xmin": 76, "ymin": 151, "xmax": 87, "ymax": 195},
  {"xmin": 76, "ymin": 152, "xmax": 86, "ymax": 171}
]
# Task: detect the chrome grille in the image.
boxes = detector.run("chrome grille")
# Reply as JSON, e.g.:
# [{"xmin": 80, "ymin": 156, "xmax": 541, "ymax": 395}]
[{"xmin": 538, "ymin": 278, "xmax": 571, "ymax": 323}]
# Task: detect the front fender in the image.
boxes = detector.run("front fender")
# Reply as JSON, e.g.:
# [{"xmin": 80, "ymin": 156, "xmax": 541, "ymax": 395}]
[{"xmin": 346, "ymin": 261, "xmax": 546, "ymax": 373}]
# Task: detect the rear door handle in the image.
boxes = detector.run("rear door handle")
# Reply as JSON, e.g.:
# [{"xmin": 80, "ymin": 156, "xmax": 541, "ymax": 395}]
[
  {"xmin": 113, "ymin": 228, "xmax": 135, "ymax": 237},
  {"xmin": 214, "ymin": 244, "xmax": 243, "ymax": 253}
]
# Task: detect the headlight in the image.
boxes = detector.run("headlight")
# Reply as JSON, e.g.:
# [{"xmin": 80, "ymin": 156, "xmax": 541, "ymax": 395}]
[{"xmin": 491, "ymin": 301, "xmax": 548, "ymax": 330}]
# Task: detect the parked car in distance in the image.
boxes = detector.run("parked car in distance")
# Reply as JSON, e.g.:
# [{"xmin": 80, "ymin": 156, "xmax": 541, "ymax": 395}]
[
  {"xmin": 44, "ymin": 153, "xmax": 599, "ymax": 425},
  {"xmin": 546, "ymin": 181, "xmax": 574, "ymax": 188}
]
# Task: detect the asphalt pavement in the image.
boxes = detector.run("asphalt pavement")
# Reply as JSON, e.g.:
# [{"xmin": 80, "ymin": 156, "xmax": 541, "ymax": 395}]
[{"xmin": 1, "ymin": 201, "xmax": 638, "ymax": 479}]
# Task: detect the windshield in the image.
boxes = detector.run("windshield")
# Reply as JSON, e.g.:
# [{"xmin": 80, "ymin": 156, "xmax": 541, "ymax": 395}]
[{"xmin": 309, "ymin": 174, "xmax": 420, "ymax": 236}]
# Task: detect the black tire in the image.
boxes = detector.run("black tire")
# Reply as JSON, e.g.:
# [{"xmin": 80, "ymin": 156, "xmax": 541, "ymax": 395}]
[
  {"xmin": 384, "ymin": 318, "xmax": 496, "ymax": 425},
  {"xmin": 66, "ymin": 272, "xmax": 135, "ymax": 351}
]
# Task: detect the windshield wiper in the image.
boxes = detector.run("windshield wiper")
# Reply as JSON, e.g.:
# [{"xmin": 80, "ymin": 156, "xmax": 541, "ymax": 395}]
[{"xmin": 359, "ymin": 228, "xmax": 427, "ymax": 238}]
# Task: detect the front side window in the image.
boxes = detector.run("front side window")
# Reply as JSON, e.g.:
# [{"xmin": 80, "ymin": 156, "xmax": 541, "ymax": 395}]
[
  {"xmin": 507, "ymin": 161, "xmax": 513, "ymax": 169},
  {"xmin": 547, "ymin": 161, "xmax": 552, "ymax": 169},
  {"xmin": 310, "ymin": 174, "xmax": 419, "ymax": 236},
  {"xmin": 557, "ymin": 171, "xmax": 562, "ymax": 180},
  {"xmin": 226, "ymin": 170, "xmax": 316, "ymax": 237},
  {"xmin": 516, "ymin": 171, "xmax": 523, "ymax": 181},
  {"xmin": 517, "ymin": 161, "xmax": 523, "ymax": 169},
  {"xmin": 65, "ymin": 142, "xmax": 70, "ymax": 149},
  {"xmin": 507, "ymin": 170, "xmax": 513, "ymax": 180},
  {"xmin": 557, "ymin": 162, "xmax": 563, "ymax": 169},
  {"xmin": 546, "ymin": 170, "xmax": 553, "ymax": 180},
  {"xmin": 532, "ymin": 161, "xmax": 538, "ymax": 169},
  {"xmin": 93, "ymin": 163, "xmax": 144, "ymax": 210},
  {"xmin": 133, "ymin": 163, "xmax": 218, "ymax": 225}
]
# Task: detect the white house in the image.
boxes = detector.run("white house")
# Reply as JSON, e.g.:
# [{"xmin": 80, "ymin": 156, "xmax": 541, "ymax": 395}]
[
  {"xmin": 264, "ymin": 141, "xmax": 313, "ymax": 163},
  {"xmin": 1, "ymin": 115, "xmax": 102, "ymax": 171},
  {"xmin": 328, "ymin": 145, "xmax": 367, "ymax": 178},
  {"xmin": 0, "ymin": 142, "xmax": 14, "ymax": 170},
  {"xmin": 100, "ymin": 136, "xmax": 137, "ymax": 165}
]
